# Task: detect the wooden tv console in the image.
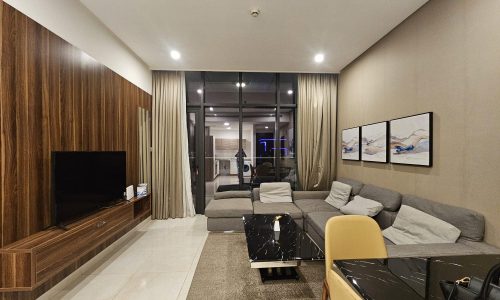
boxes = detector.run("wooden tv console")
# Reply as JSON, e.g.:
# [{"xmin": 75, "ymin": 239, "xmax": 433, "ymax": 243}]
[{"xmin": 0, "ymin": 195, "xmax": 151, "ymax": 298}]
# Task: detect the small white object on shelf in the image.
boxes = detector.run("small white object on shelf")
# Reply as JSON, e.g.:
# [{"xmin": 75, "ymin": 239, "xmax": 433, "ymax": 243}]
[{"xmin": 125, "ymin": 185, "xmax": 134, "ymax": 200}]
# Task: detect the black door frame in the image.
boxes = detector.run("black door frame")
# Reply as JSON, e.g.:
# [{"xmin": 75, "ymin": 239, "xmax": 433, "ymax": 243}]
[{"xmin": 186, "ymin": 107, "xmax": 205, "ymax": 214}]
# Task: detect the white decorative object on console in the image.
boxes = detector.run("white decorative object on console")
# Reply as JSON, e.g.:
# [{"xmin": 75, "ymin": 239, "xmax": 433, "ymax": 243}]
[{"xmin": 125, "ymin": 185, "xmax": 134, "ymax": 200}]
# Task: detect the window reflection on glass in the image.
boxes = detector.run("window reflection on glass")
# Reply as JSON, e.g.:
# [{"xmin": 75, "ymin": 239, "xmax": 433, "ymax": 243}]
[
  {"xmin": 279, "ymin": 108, "xmax": 297, "ymax": 189},
  {"xmin": 241, "ymin": 108, "xmax": 276, "ymax": 187},
  {"xmin": 186, "ymin": 72, "xmax": 203, "ymax": 105},
  {"xmin": 242, "ymin": 73, "xmax": 276, "ymax": 105},
  {"xmin": 205, "ymin": 72, "xmax": 239, "ymax": 104},
  {"xmin": 204, "ymin": 107, "xmax": 241, "ymax": 196},
  {"xmin": 279, "ymin": 73, "xmax": 297, "ymax": 105}
]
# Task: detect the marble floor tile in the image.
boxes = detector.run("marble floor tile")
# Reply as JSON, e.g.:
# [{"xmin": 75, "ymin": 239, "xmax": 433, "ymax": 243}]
[{"xmin": 38, "ymin": 215, "xmax": 208, "ymax": 300}]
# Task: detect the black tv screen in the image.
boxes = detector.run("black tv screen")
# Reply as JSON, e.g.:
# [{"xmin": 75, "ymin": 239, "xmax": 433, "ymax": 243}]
[{"xmin": 52, "ymin": 151, "xmax": 126, "ymax": 225}]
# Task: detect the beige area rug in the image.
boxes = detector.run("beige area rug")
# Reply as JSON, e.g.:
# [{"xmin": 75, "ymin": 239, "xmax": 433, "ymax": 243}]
[{"xmin": 187, "ymin": 233, "xmax": 324, "ymax": 299}]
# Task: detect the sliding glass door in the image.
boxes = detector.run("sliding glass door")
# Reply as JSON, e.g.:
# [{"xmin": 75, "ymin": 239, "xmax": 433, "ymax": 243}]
[{"xmin": 186, "ymin": 72, "xmax": 297, "ymax": 209}]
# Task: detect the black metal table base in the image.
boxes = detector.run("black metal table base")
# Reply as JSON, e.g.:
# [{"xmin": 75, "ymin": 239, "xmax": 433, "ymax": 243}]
[{"xmin": 258, "ymin": 267, "xmax": 300, "ymax": 282}]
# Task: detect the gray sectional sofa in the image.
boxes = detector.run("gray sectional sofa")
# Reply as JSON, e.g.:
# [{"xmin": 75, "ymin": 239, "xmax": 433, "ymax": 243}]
[{"xmin": 204, "ymin": 178, "xmax": 500, "ymax": 258}]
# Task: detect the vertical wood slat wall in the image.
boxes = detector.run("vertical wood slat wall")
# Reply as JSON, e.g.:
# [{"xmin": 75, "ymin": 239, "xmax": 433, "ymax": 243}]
[{"xmin": 0, "ymin": 3, "xmax": 152, "ymax": 247}]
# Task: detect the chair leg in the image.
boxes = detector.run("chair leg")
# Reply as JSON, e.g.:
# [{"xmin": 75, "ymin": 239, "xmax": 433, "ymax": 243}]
[{"xmin": 322, "ymin": 279, "xmax": 329, "ymax": 300}]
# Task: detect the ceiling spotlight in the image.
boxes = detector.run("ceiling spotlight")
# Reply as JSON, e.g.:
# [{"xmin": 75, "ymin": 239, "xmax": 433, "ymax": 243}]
[
  {"xmin": 224, "ymin": 122, "xmax": 230, "ymax": 126},
  {"xmin": 241, "ymin": 82, "xmax": 246, "ymax": 87},
  {"xmin": 209, "ymin": 107, "xmax": 214, "ymax": 111},
  {"xmin": 287, "ymin": 90, "xmax": 293, "ymax": 95},
  {"xmin": 314, "ymin": 53, "xmax": 324, "ymax": 63},
  {"xmin": 236, "ymin": 82, "xmax": 240, "ymax": 87},
  {"xmin": 197, "ymin": 89, "xmax": 203, "ymax": 94},
  {"xmin": 227, "ymin": 127, "xmax": 231, "ymax": 130},
  {"xmin": 170, "ymin": 50, "xmax": 181, "ymax": 60},
  {"xmin": 265, "ymin": 126, "xmax": 269, "ymax": 129}
]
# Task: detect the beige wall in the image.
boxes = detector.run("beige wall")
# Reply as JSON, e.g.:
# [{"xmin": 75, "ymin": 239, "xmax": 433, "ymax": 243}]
[{"xmin": 337, "ymin": 0, "xmax": 500, "ymax": 247}]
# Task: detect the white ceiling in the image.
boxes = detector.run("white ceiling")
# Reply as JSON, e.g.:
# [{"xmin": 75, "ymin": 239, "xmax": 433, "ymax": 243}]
[{"xmin": 81, "ymin": 0, "xmax": 427, "ymax": 73}]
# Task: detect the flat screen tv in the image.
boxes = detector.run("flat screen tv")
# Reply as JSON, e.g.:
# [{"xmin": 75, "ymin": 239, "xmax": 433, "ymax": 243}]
[{"xmin": 52, "ymin": 151, "xmax": 126, "ymax": 226}]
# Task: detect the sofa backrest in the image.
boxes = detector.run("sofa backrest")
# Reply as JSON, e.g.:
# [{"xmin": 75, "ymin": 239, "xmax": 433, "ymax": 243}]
[
  {"xmin": 402, "ymin": 195, "xmax": 485, "ymax": 241},
  {"xmin": 337, "ymin": 177, "xmax": 364, "ymax": 196},
  {"xmin": 252, "ymin": 188, "xmax": 260, "ymax": 202},
  {"xmin": 359, "ymin": 184, "xmax": 402, "ymax": 212}
]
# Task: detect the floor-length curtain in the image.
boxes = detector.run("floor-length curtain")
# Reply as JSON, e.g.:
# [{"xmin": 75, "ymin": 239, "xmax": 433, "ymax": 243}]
[
  {"xmin": 297, "ymin": 74, "xmax": 337, "ymax": 190},
  {"xmin": 152, "ymin": 71, "xmax": 195, "ymax": 218}
]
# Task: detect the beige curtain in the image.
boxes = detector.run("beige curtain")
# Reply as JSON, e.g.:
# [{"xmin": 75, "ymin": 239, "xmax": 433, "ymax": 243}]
[
  {"xmin": 297, "ymin": 74, "xmax": 337, "ymax": 191},
  {"xmin": 152, "ymin": 71, "xmax": 195, "ymax": 218}
]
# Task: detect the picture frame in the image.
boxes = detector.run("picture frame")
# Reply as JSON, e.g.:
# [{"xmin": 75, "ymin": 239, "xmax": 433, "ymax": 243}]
[
  {"xmin": 389, "ymin": 112, "xmax": 433, "ymax": 167},
  {"xmin": 361, "ymin": 121, "xmax": 388, "ymax": 163},
  {"xmin": 341, "ymin": 127, "xmax": 361, "ymax": 161}
]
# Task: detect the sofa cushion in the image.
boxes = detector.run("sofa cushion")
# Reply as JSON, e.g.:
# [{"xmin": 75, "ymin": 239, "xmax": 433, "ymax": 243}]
[
  {"xmin": 325, "ymin": 181, "xmax": 351, "ymax": 209},
  {"xmin": 214, "ymin": 190, "xmax": 252, "ymax": 200},
  {"xmin": 383, "ymin": 205, "xmax": 461, "ymax": 245},
  {"xmin": 386, "ymin": 242, "xmax": 486, "ymax": 258},
  {"xmin": 252, "ymin": 188, "xmax": 260, "ymax": 202},
  {"xmin": 402, "ymin": 195, "xmax": 485, "ymax": 242},
  {"xmin": 205, "ymin": 198, "xmax": 253, "ymax": 218},
  {"xmin": 252, "ymin": 201, "xmax": 303, "ymax": 219},
  {"xmin": 294, "ymin": 199, "xmax": 338, "ymax": 216},
  {"xmin": 375, "ymin": 210, "xmax": 398, "ymax": 230},
  {"xmin": 292, "ymin": 191, "xmax": 330, "ymax": 200},
  {"xmin": 340, "ymin": 195, "xmax": 384, "ymax": 217},
  {"xmin": 359, "ymin": 184, "xmax": 402, "ymax": 211},
  {"xmin": 260, "ymin": 182, "xmax": 293, "ymax": 203},
  {"xmin": 337, "ymin": 177, "xmax": 364, "ymax": 195},
  {"xmin": 306, "ymin": 211, "xmax": 343, "ymax": 237}
]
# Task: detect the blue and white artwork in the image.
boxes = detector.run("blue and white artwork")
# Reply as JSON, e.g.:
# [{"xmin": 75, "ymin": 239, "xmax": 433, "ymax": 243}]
[
  {"xmin": 390, "ymin": 112, "xmax": 432, "ymax": 166},
  {"xmin": 341, "ymin": 127, "xmax": 360, "ymax": 161},
  {"xmin": 361, "ymin": 122, "xmax": 388, "ymax": 163}
]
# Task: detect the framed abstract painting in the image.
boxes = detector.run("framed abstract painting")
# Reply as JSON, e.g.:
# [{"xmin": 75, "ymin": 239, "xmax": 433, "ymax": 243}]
[
  {"xmin": 341, "ymin": 127, "xmax": 360, "ymax": 161},
  {"xmin": 361, "ymin": 121, "xmax": 388, "ymax": 163},
  {"xmin": 389, "ymin": 112, "xmax": 433, "ymax": 167}
]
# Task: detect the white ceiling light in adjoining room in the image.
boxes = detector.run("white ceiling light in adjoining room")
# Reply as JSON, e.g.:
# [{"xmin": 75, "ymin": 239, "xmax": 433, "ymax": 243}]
[
  {"xmin": 170, "ymin": 50, "xmax": 181, "ymax": 60},
  {"xmin": 197, "ymin": 89, "xmax": 203, "ymax": 94},
  {"xmin": 236, "ymin": 82, "xmax": 246, "ymax": 88},
  {"xmin": 314, "ymin": 53, "xmax": 324, "ymax": 63},
  {"xmin": 227, "ymin": 127, "xmax": 231, "ymax": 130},
  {"xmin": 287, "ymin": 90, "xmax": 293, "ymax": 95},
  {"xmin": 265, "ymin": 126, "xmax": 269, "ymax": 129},
  {"xmin": 209, "ymin": 107, "xmax": 214, "ymax": 111},
  {"xmin": 224, "ymin": 122, "xmax": 230, "ymax": 126}
]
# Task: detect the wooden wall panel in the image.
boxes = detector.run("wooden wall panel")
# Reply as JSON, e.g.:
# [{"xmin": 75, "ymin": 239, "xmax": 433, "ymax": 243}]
[{"xmin": 0, "ymin": 3, "xmax": 152, "ymax": 247}]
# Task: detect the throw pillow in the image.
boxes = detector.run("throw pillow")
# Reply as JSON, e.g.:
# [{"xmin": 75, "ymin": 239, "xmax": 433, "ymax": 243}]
[
  {"xmin": 260, "ymin": 182, "xmax": 293, "ymax": 203},
  {"xmin": 383, "ymin": 205, "xmax": 461, "ymax": 245},
  {"xmin": 340, "ymin": 195, "xmax": 383, "ymax": 217},
  {"xmin": 325, "ymin": 181, "xmax": 352, "ymax": 209}
]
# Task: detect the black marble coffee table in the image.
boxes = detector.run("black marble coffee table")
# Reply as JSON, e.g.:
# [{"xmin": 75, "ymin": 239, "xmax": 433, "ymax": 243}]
[{"xmin": 242, "ymin": 214, "xmax": 324, "ymax": 281}]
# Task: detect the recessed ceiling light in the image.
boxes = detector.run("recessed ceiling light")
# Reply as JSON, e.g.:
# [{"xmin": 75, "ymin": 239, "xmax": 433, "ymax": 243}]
[
  {"xmin": 314, "ymin": 53, "xmax": 324, "ymax": 63},
  {"xmin": 170, "ymin": 50, "xmax": 181, "ymax": 60},
  {"xmin": 214, "ymin": 114, "xmax": 217, "ymax": 116},
  {"xmin": 265, "ymin": 126, "xmax": 269, "ymax": 129},
  {"xmin": 241, "ymin": 82, "xmax": 246, "ymax": 87},
  {"xmin": 227, "ymin": 127, "xmax": 231, "ymax": 130},
  {"xmin": 209, "ymin": 107, "xmax": 214, "ymax": 111},
  {"xmin": 197, "ymin": 89, "xmax": 203, "ymax": 94},
  {"xmin": 224, "ymin": 122, "xmax": 230, "ymax": 126},
  {"xmin": 287, "ymin": 90, "xmax": 293, "ymax": 95},
  {"xmin": 236, "ymin": 82, "xmax": 240, "ymax": 87}
]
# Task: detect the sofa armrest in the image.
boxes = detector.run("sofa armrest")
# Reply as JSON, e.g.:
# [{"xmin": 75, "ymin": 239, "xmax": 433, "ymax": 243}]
[{"xmin": 292, "ymin": 191, "xmax": 329, "ymax": 200}]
